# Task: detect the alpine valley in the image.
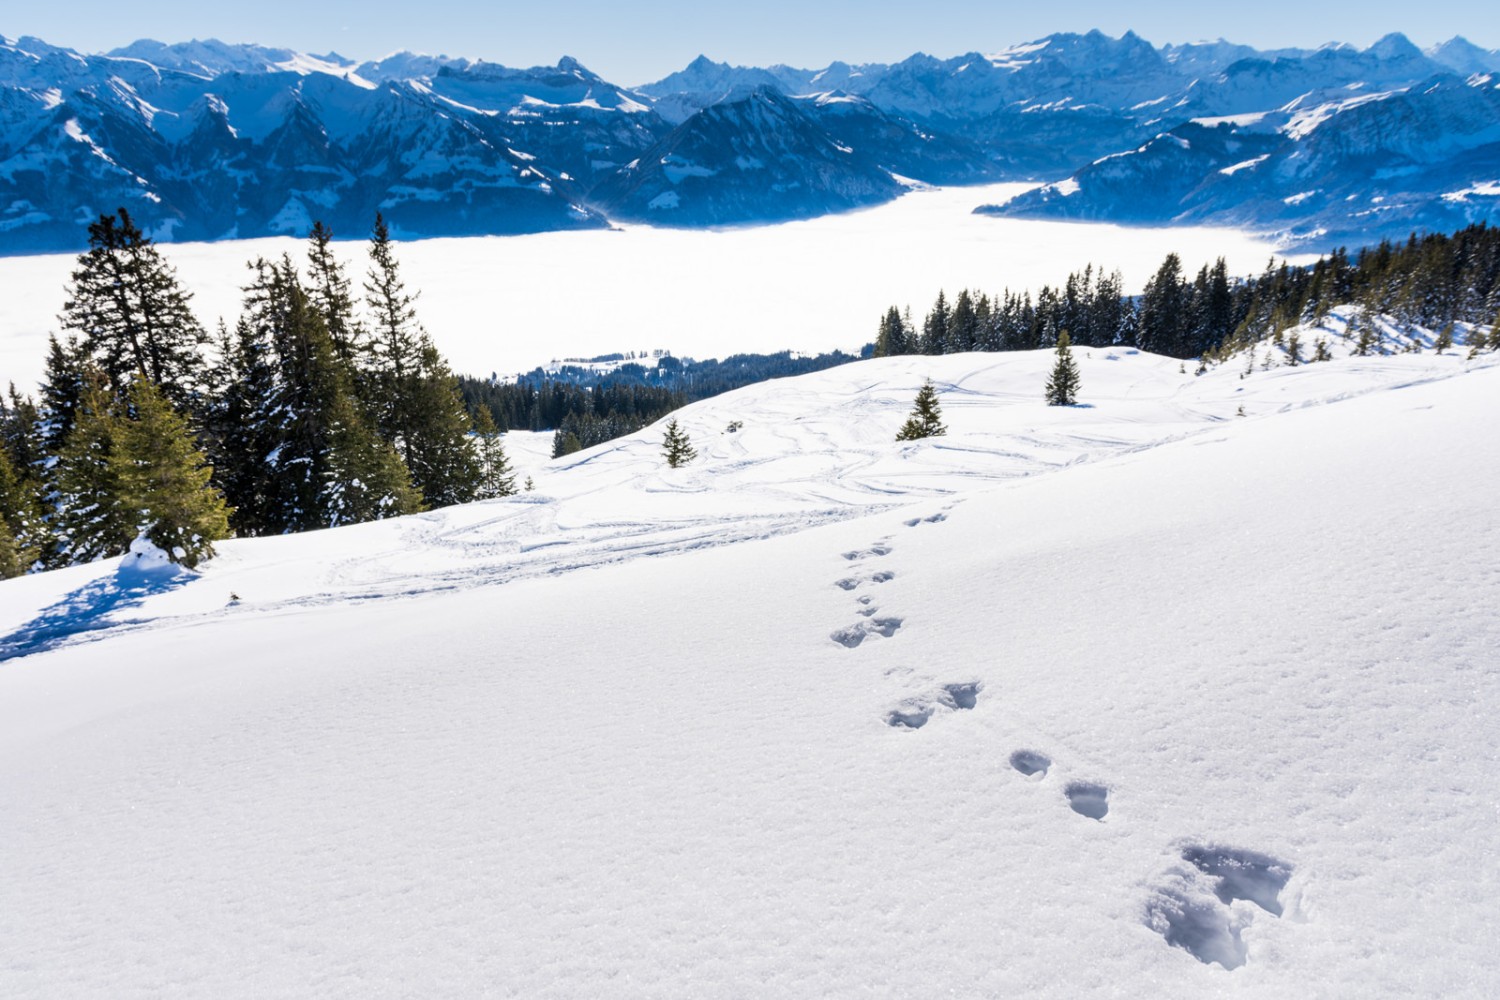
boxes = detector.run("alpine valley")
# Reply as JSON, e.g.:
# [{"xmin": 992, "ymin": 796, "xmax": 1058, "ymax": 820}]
[{"xmin": 3, "ymin": 29, "xmax": 1499, "ymax": 252}]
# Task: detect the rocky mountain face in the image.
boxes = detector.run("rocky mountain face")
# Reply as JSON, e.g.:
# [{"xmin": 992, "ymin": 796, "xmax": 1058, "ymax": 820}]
[
  {"xmin": 2, "ymin": 30, "xmax": 1498, "ymax": 252},
  {"xmin": 980, "ymin": 73, "xmax": 1500, "ymax": 246},
  {"xmin": 591, "ymin": 88, "xmax": 906, "ymax": 225}
]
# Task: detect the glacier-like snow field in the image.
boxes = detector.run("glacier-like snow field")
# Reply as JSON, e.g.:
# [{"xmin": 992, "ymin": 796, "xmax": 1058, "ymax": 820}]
[
  {"xmin": 0, "ymin": 183, "xmax": 1311, "ymax": 388},
  {"xmin": 2, "ymin": 342, "xmax": 1498, "ymax": 998}
]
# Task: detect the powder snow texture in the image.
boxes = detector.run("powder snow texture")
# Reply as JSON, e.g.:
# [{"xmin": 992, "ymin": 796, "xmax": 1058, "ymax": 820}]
[
  {"xmin": 2, "ymin": 349, "xmax": 1499, "ymax": 998},
  {"xmin": 0, "ymin": 183, "xmax": 1308, "ymax": 389}
]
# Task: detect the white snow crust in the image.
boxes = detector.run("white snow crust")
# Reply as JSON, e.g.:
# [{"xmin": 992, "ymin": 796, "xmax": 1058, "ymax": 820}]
[{"xmin": 2, "ymin": 343, "xmax": 1499, "ymax": 997}]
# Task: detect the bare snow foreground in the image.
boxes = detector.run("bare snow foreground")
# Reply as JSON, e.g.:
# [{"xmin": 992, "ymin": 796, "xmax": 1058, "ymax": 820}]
[{"xmin": 2, "ymin": 348, "xmax": 1499, "ymax": 998}]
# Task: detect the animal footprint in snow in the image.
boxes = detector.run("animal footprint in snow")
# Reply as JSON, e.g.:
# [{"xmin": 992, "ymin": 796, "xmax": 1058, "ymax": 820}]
[
  {"xmin": 1009, "ymin": 749, "xmax": 1052, "ymax": 779},
  {"xmin": 841, "ymin": 543, "xmax": 892, "ymax": 561},
  {"xmin": 1145, "ymin": 844, "xmax": 1294, "ymax": 970},
  {"xmin": 833, "ymin": 571, "xmax": 895, "ymax": 592},
  {"xmin": 1181, "ymin": 845, "xmax": 1294, "ymax": 917},
  {"xmin": 884, "ymin": 682, "xmax": 982, "ymax": 729},
  {"xmin": 902, "ymin": 512, "xmax": 949, "ymax": 527},
  {"xmin": 1064, "ymin": 781, "xmax": 1110, "ymax": 820},
  {"xmin": 830, "ymin": 617, "xmax": 904, "ymax": 648}
]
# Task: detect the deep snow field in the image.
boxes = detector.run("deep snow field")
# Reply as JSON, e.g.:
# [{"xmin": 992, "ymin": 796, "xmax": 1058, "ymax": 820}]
[
  {"xmin": 0, "ymin": 182, "xmax": 1311, "ymax": 387},
  {"xmin": 3, "ymin": 331, "xmax": 1499, "ymax": 998}
]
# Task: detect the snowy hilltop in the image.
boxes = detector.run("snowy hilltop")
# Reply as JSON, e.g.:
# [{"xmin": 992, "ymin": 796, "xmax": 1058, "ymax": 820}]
[
  {"xmin": 2, "ymin": 30, "xmax": 1498, "ymax": 250},
  {"xmin": 2, "ymin": 342, "xmax": 1498, "ymax": 996}
]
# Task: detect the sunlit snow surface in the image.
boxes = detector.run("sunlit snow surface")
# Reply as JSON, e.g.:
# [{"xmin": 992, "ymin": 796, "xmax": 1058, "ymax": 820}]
[
  {"xmin": 2, "ymin": 342, "xmax": 1499, "ymax": 998},
  {"xmin": 0, "ymin": 183, "xmax": 1310, "ymax": 387}
]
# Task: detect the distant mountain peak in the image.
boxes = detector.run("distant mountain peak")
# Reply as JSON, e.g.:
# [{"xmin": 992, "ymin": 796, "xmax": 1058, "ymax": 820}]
[{"xmin": 1366, "ymin": 32, "xmax": 1423, "ymax": 60}]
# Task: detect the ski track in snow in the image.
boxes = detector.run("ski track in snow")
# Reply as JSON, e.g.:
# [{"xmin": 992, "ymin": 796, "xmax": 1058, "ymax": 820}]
[{"xmin": 2, "ymin": 343, "xmax": 1497, "ymax": 661}]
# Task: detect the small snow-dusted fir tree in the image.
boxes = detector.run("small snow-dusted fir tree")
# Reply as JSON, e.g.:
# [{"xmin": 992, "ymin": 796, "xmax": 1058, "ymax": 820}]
[
  {"xmin": 1045, "ymin": 330, "xmax": 1082, "ymax": 406},
  {"xmin": 896, "ymin": 379, "xmax": 946, "ymax": 440},
  {"xmin": 662, "ymin": 418, "xmax": 697, "ymax": 468},
  {"xmin": 472, "ymin": 407, "xmax": 517, "ymax": 499}
]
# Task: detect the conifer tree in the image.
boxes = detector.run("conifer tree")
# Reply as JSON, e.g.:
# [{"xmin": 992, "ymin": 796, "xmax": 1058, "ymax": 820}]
[
  {"xmin": 1467, "ymin": 325, "xmax": 1490, "ymax": 358},
  {"xmin": 1434, "ymin": 324, "xmax": 1453, "ymax": 354},
  {"xmin": 921, "ymin": 291, "xmax": 949, "ymax": 355},
  {"xmin": 321, "ymin": 391, "xmax": 423, "ymax": 526},
  {"xmin": 114, "ymin": 377, "xmax": 231, "ymax": 568},
  {"xmin": 1045, "ymin": 330, "xmax": 1082, "ymax": 406},
  {"xmin": 1, "ymin": 386, "xmax": 43, "ymax": 485},
  {"xmin": 36, "ymin": 334, "xmax": 87, "ymax": 453},
  {"xmin": 552, "ymin": 430, "xmax": 582, "ymax": 458},
  {"xmin": 895, "ymin": 379, "xmax": 946, "ymax": 440},
  {"xmin": 364, "ymin": 214, "xmax": 481, "ymax": 507},
  {"xmin": 1138, "ymin": 254, "xmax": 1187, "ymax": 357},
  {"xmin": 662, "ymin": 418, "xmax": 697, "ymax": 467},
  {"xmin": 946, "ymin": 290, "xmax": 977, "ymax": 353},
  {"xmin": 0, "ymin": 513, "xmax": 22, "ymax": 579},
  {"xmin": 401, "ymin": 339, "xmax": 483, "ymax": 507},
  {"xmin": 51, "ymin": 372, "xmax": 134, "ymax": 565},
  {"xmin": 473, "ymin": 407, "xmax": 518, "ymax": 499},
  {"xmin": 306, "ymin": 221, "xmax": 364, "ymax": 371},
  {"xmin": 873, "ymin": 306, "xmax": 910, "ymax": 357},
  {"xmin": 239, "ymin": 257, "xmax": 421, "ymax": 534},
  {"xmin": 0, "ymin": 446, "xmax": 41, "ymax": 577},
  {"xmin": 60, "ymin": 209, "xmax": 205, "ymax": 408}
]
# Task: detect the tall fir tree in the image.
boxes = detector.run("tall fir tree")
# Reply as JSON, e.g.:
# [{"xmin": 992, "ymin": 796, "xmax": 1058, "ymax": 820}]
[
  {"xmin": 114, "ymin": 377, "xmax": 232, "ymax": 568},
  {"xmin": 895, "ymin": 379, "xmax": 947, "ymax": 440},
  {"xmin": 363, "ymin": 214, "xmax": 482, "ymax": 507},
  {"xmin": 59, "ymin": 208, "xmax": 206, "ymax": 409},
  {"xmin": 1045, "ymin": 330, "xmax": 1082, "ymax": 406},
  {"xmin": 238, "ymin": 257, "xmax": 421, "ymax": 534},
  {"xmin": 921, "ymin": 291, "xmax": 948, "ymax": 355},
  {"xmin": 306, "ymin": 220, "xmax": 370, "ymax": 392},
  {"xmin": 1138, "ymin": 253, "xmax": 1187, "ymax": 357},
  {"xmin": 873, "ymin": 306, "xmax": 910, "ymax": 357},
  {"xmin": 945, "ymin": 290, "xmax": 977, "ymax": 354}
]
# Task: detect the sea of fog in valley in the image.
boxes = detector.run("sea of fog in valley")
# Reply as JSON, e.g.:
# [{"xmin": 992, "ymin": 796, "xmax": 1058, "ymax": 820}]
[{"xmin": 0, "ymin": 183, "xmax": 1312, "ymax": 388}]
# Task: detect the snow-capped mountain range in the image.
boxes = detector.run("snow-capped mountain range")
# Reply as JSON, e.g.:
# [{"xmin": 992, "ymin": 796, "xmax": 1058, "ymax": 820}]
[{"xmin": 2, "ymin": 30, "xmax": 1498, "ymax": 251}]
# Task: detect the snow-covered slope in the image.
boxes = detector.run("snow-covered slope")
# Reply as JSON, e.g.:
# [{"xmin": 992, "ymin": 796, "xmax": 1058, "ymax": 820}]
[{"xmin": 3, "ymin": 345, "xmax": 1498, "ymax": 996}]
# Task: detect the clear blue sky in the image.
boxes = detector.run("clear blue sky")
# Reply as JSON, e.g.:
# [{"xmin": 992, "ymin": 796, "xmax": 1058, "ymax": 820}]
[{"xmin": 7, "ymin": 0, "xmax": 1498, "ymax": 85}]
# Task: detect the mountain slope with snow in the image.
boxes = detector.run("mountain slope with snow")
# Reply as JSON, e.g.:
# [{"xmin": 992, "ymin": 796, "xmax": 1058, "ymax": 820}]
[
  {"xmin": 982, "ymin": 72, "xmax": 1500, "ymax": 245},
  {"xmin": 4, "ymin": 30, "xmax": 1499, "ymax": 251},
  {"xmin": 2, "ymin": 345, "xmax": 1498, "ymax": 997}
]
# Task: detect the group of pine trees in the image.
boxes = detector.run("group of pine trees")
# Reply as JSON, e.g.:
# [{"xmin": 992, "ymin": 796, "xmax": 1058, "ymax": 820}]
[
  {"xmin": 874, "ymin": 225, "xmax": 1500, "ymax": 362},
  {"xmin": 0, "ymin": 209, "xmax": 516, "ymax": 578}
]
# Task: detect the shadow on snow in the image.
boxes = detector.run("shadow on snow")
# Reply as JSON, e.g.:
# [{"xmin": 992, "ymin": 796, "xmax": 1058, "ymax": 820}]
[{"xmin": 0, "ymin": 556, "xmax": 192, "ymax": 663}]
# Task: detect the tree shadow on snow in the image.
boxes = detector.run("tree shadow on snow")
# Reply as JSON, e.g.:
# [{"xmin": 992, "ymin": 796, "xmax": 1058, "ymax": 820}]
[{"xmin": 0, "ymin": 555, "xmax": 192, "ymax": 663}]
